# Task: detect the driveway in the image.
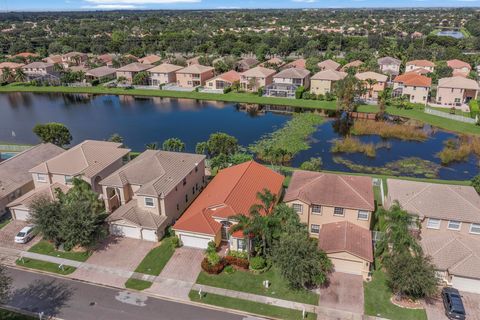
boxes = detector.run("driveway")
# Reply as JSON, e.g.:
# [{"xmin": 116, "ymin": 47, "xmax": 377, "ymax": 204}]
[
  {"xmin": 318, "ymin": 272, "xmax": 364, "ymax": 315},
  {"xmin": 424, "ymin": 291, "xmax": 480, "ymax": 320},
  {"xmin": 0, "ymin": 220, "xmax": 40, "ymax": 251},
  {"xmin": 70, "ymin": 237, "xmax": 156, "ymax": 288}
]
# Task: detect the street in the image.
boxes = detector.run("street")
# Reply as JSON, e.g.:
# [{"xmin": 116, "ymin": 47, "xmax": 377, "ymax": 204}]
[{"xmin": 5, "ymin": 267, "xmax": 246, "ymax": 320}]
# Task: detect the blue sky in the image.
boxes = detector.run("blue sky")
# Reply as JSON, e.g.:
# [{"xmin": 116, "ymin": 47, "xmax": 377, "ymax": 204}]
[{"xmin": 1, "ymin": 0, "xmax": 479, "ymax": 11}]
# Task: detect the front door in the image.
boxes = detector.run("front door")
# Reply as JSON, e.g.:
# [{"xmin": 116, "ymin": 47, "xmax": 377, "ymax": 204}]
[{"xmin": 221, "ymin": 221, "xmax": 232, "ymax": 240}]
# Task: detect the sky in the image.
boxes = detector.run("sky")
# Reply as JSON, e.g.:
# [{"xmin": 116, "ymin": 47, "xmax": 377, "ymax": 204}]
[{"xmin": 0, "ymin": 0, "xmax": 479, "ymax": 11}]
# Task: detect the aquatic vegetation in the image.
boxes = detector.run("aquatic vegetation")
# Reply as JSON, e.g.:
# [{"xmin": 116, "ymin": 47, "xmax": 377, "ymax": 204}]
[
  {"xmin": 437, "ymin": 135, "xmax": 480, "ymax": 165},
  {"xmin": 351, "ymin": 120, "xmax": 428, "ymax": 141},
  {"xmin": 331, "ymin": 137, "xmax": 376, "ymax": 157}
]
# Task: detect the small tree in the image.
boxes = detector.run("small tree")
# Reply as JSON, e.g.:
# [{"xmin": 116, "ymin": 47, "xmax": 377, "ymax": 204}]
[
  {"xmin": 471, "ymin": 175, "xmax": 480, "ymax": 194},
  {"xmin": 295, "ymin": 86, "xmax": 305, "ymax": 99},
  {"xmin": 335, "ymin": 75, "xmax": 365, "ymax": 112},
  {"xmin": 206, "ymin": 132, "xmax": 238, "ymax": 157},
  {"xmin": 300, "ymin": 157, "xmax": 323, "ymax": 171},
  {"xmin": 33, "ymin": 122, "xmax": 72, "ymax": 147},
  {"xmin": 162, "ymin": 138, "xmax": 186, "ymax": 152},
  {"xmin": 145, "ymin": 142, "xmax": 158, "ymax": 150},
  {"xmin": 108, "ymin": 133, "xmax": 124, "ymax": 145},
  {"xmin": 229, "ymin": 152, "xmax": 253, "ymax": 165},
  {"xmin": 132, "ymin": 71, "xmax": 149, "ymax": 85},
  {"xmin": 195, "ymin": 141, "xmax": 208, "ymax": 155},
  {"xmin": 29, "ymin": 196, "xmax": 64, "ymax": 248}
]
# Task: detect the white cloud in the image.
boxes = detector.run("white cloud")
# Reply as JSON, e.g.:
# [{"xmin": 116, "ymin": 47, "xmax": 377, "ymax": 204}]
[
  {"xmin": 85, "ymin": 0, "xmax": 200, "ymax": 3},
  {"xmin": 82, "ymin": 4, "xmax": 140, "ymax": 8},
  {"xmin": 292, "ymin": 0, "xmax": 318, "ymax": 3}
]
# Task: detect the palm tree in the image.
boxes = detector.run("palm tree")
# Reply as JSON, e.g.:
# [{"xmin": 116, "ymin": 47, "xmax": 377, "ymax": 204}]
[
  {"xmin": 53, "ymin": 63, "xmax": 64, "ymax": 73},
  {"xmin": 14, "ymin": 67, "xmax": 26, "ymax": 83},
  {"xmin": 365, "ymin": 78, "xmax": 378, "ymax": 100},
  {"xmin": 145, "ymin": 142, "xmax": 158, "ymax": 150},
  {"xmin": 377, "ymin": 87, "xmax": 392, "ymax": 119},
  {"xmin": 1, "ymin": 67, "xmax": 13, "ymax": 83}
]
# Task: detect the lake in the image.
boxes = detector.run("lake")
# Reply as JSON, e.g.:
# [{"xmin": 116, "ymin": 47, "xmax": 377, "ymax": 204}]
[
  {"xmin": 0, "ymin": 92, "xmax": 476, "ymax": 181},
  {"xmin": 437, "ymin": 30, "xmax": 465, "ymax": 39}
]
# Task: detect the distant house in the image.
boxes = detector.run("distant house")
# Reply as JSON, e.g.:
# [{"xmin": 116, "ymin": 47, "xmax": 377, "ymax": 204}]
[
  {"xmin": 260, "ymin": 57, "xmax": 284, "ymax": 68},
  {"xmin": 116, "ymin": 62, "xmax": 154, "ymax": 84},
  {"xmin": 22, "ymin": 62, "xmax": 55, "ymax": 81},
  {"xmin": 148, "ymin": 63, "xmax": 184, "ymax": 86},
  {"xmin": 355, "ymin": 71, "xmax": 388, "ymax": 100},
  {"xmin": 101, "ymin": 150, "xmax": 206, "ymax": 242},
  {"xmin": 175, "ymin": 64, "xmax": 215, "ymax": 88},
  {"xmin": 138, "ymin": 54, "xmax": 162, "ymax": 65},
  {"xmin": 393, "ymin": 72, "xmax": 432, "ymax": 105},
  {"xmin": 173, "ymin": 161, "xmax": 284, "ymax": 250},
  {"xmin": 0, "ymin": 144, "xmax": 64, "ymax": 216},
  {"xmin": 283, "ymin": 58, "xmax": 306, "ymax": 69},
  {"xmin": 447, "ymin": 59, "xmax": 471, "ymax": 77},
  {"xmin": 0, "ymin": 62, "xmax": 25, "ymax": 78},
  {"xmin": 62, "ymin": 52, "xmax": 88, "ymax": 67},
  {"xmin": 377, "ymin": 57, "xmax": 401, "ymax": 76},
  {"xmin": 341, "ymin": 60, "xmax": 363, "ymax": 72},
  {"xmin": 310, "ymin": 70, "xmax": 347, "ymax": 95},
  {"xmin": 205, "ymin": 70, "xmax": 240, "ymax": 90},
  {"xmin": 43, "ymin": 55, "xmax": 62, "ymax": 65},
  {"xmin": 405, "ymin": 60, "xmax": 435, "ymax": 74},
  {"xmin": 13, "ymin": 52, "xmax": 38, "ymax": 61},
  {"xmin": 239, "ymin": 66, "xmax": 276, "ymax": 92},
  {"xmin": 264, "ymin": 67, "xmax": 310, "ymax": 98},
  {"xmin": 86, "ymin": 66, "xmax": 117, "ymax": 82},
  {"xmin": 186, "ymin": 56, "xmax": 201, "ymax": 66},
  {"xmin": 235, "ymin": 58, "xmax": 259, "ymax": 72},
  {"xmin": 317, "ymin": 59, "xmax": 340, "ymax": 71},
  {"xmin": 436, "ymin": 76, "xmax": 479, "ymax": 106},
  {"xmin": 97, "ymin": 53, "xmax": 117, "ymax": 67}
]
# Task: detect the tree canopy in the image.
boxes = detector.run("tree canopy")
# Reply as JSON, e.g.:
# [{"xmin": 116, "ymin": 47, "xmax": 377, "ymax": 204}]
[{"xmin": 33, "ymin": 122, "xmax": 72, "ymax": 147}]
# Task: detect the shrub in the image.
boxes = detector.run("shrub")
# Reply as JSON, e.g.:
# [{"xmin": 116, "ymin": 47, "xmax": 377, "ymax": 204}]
[
  {"xmin": 206, "ymin": 241, "xmax": 216, "ymax": 254},
  {"xmin": 223, "ymin": 86, "xmax": 232, "ymax": 94},
  {"xmin": 301, "ymin": 91, "xmax": 311, "ymax": 100},
  {"xmin": 228, "ymin": 250, "xmax": 248, "ymax": 259},
  {"xmin": 207, "ymin": 251, "xmax": 221, "ymax": 266},
  {"xmin": 201, "ymin": 257, "xmax": 225, "ymax": 274},
  {"xmin": 224, "ymin": 265, "xmax": 235, "ymax": 274},
  {"xmin": 171, "ymin": 236, "xmax": 182, "ymax": 248},
  {"xmin": 295, "ymin": 86, "xmax": 306, "ymax": 99},
  {"xmin": 300, "ymin": 157, "xmax": 323, "ymax": 171},
  {"xmin": 225, "ymin": 255, "xmax": 249, "ymax": 269},
  {"xmin": 257, "ymin": 87, "xmax": 264, "ymax": 96},
  {"xmin": 470, "ymin": 99, "xmax": 479, "ymax": 118},
  {"xmin": 91, "ymin": 79, "xmax": 100, "ymax": 86},
  {"xmin": 317, "ymin": 94, "xmax": 325, "ymax": 101},
  {"xmin": 249, "ymin": 256, "xmax": 266, "ymax": 270}
]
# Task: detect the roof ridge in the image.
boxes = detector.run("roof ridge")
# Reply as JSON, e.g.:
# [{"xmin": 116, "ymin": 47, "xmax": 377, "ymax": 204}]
[
  {"xmin": 295, "ymin": 172, "xmax": 326, "ymax": 204},
  {"xmin": 448, "ymin": 185, "xmax": 480, "ymax": 215},
  {"xmin": 223, "ymin": 161, "xmax": 255, "ymax": 209},
  {"xmin": 338, "ymin": 175, "xmax": 373, "ymax": 209},
  {"xmin": 429, "ymin": 234, "xmax": 456, "ymax": 256}
]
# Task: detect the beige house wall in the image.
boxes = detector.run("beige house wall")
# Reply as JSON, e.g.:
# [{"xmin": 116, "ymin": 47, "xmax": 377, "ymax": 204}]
[
  {"xmin": 361, "ymin": 81, "xmax": 386, "ymax": 100},
  {"xmin": 392, "ymin": 83, "xmax": 429, "ymax": 104},
  {"xmin": 420, "ymin": 217, "xmax": 480, "ymax": 237},
  {"xmin": 0, "ymin": 182, "xmax": 33, "ymax": 215},
  {"xmin": 116, "ymin": 71, "xmax": 135, "ymax": 83},
  {"xmin": 435, "ymin": 87, "xmax": 477, "ymax": 106},
  {"xmin": 406, "ymin": 65, "xmax": 434, "ymax": 73},
  {"xmin": 149, "ymin": 71, "xmax": 177, "ymax": 85},
  {"xmin": 380, "ymin": 64, "xmax": 400, "ymax": 74},
  {"xmin": 240, "ymin": 74, "xmax": 274, "ymax": 92},
  {"xmin": 176, "ymin": 70, "xmax": 215, "ymax": 88},
  {"xmin": 310, "ymin": 79, "xmax": 334, "ymax": 95}
]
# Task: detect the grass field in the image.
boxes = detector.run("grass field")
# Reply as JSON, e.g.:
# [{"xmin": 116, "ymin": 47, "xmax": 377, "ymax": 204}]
[{"xmin": 0, "ymin": 308, "xmax": 35, "ymax": 320}]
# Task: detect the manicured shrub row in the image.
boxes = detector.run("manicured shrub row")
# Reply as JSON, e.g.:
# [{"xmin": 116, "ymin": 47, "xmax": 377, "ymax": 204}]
[
  {"xmin": 201, "ymin": 257, "xmax": 225, "ymax": 274},
  {"xmin": 201, "ymin": 255, "xmax": 250, "ymax": 274}
]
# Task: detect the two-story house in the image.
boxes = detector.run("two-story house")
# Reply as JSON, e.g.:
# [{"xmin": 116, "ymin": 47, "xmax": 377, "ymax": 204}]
[
  {"xmin": 175, "ymin": 64, "xmax": 215, "ymax": 88},
  {"xmin": 235, "ymin": 58, "xmax": 259, "ymax": 72},
  {"xmin": 8, "ymin": 140, "xmax": 130, "ymax": 221},
  {"xmin": 62, "ymin": 52, "xmax": 88, "ymax": 67},
  {"xmin": 405, "ymin": 60, "xmax": 435, "ymax": 74},
  {"xmin": 310, "ymin": 70, "xmax": 347, "ymax": 95},
  {"xmin": 355, "ymin": 71, "xmax": 388, "ymax": 100},
  {"xmin": 239, "ymin": 66, "xmax": 276, "ymax": 92},
  {"xmin": 148, "ymin": 63, "xmax": 184, "ymax": 86},
  {"xmin": 317, "ymin": 59, "xmax": 340, "ymax": 72},
  {"xmin": 377, "ymin": 57, "xmax": 401, "ymax": 76},
  {"xmin": 100, "ymin": 150, "xmax": 206, "ymax": 241},
  {"xmin": 436, "ymin": 76, "xmax": 479, "ymax": 106},
  {"xmin": 264, "ymin": 67, "xmax": 310, "ymax": 98},
  {"xmin": 393, "ymin": 72, "xmax": 432, "ymax": 105},
  {"xmin": 116, "ymin": 62, "xmax": 154, "ymax": 84},
  {"xmin": 447, "ymin": 59, "xmax": 471, "ymax": 77},
  {"xmin": 22, "ymin": 62, "xmax": 55, "ymax": 81}
]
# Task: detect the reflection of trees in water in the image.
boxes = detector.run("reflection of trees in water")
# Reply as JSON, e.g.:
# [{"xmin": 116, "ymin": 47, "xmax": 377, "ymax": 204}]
[
  {"xmin": 62, "ymin": 93, "xmax": 93, "ymax": 105},
  {"xmin": 332, "ymin": 114, "xmax": 353, "ymax": 137},
  {"xmin": 6, "ymin": 92, "xmax": 33, "ymax": 108}
]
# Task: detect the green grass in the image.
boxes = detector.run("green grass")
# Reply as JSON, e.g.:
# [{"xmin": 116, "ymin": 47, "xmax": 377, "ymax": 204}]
[
  {"xmin": 429, "ymin": 106, "xmax": 472, "ymax": 118},
  {"xmin": 124, "ymin": 278, "xmax": 153, "ymax": 290},
  {"xmin": 0, "ymin": 308, "xmax": 35, "ymax": 320},
  {"xmin": 196, "ymin": 267, "xmax": 319, "ymax": 305},
  {"xmin": 28, "ymin": 240, "xmax": 91, "ymax": 262},
  {"xmin": 0, "ymin": 217, "xmax": 11, "ymax": 230},
  {"xmin": 364, "ymin": 270, "xmax": 427, "ymax": 320},
  {"xmin": 133, "ymin": 237, "xmax": 175, "ymax": 276},
  {"xmin": 15, "ymin": 258, "xmax": 76, "ymax": 275},
  {"xmin": 189, "ymin": 291, "xmax": 317, "ymax": 320}
]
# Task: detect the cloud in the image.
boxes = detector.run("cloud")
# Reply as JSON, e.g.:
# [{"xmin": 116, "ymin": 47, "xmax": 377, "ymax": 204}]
[
  {"xmin": 84, "ymin": 0, "xmax": 200, "ymax": 3},
  {"xmin": 82, "ymin": 4, "xmax": 141, "ymax": 8},
  {"xmin": 292, "ymin": 0, "xmax": 318, "ymax": 3}
]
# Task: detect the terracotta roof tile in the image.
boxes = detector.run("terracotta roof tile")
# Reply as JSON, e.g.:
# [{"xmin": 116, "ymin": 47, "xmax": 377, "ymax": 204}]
[
  {"xmin": 447, "ymin": 59, "xmax": 471, "ymax": 70},
  {"xmin": 394, "ymin": 72, "xmax": 432, "ymax": 87},
  {"xmin": 407, "ymin": 60, "xmax": 435, "ymax": 68}
]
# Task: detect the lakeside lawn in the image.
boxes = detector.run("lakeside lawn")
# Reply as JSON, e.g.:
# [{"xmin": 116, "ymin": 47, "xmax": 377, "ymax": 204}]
[
  {"xmin": 125, "ymin": 278, "xmax": 153, "ymax": 291},
  {"xmin": 364, "ymin": 270, "xmax": 427, "ymax": 320},
  {"xmin": 28, "ymin": 240, "xmax": 91, "ymax": 262},
  {"xmin": 15, "ymin": 258, "xmax": 76, "ymax": 275},
  {"xmin": 189, "ymin": 291, "xmax": 317, "ymax": 320},
  {"xmin": 196, "ymin": 267, "xmax": 319, "ymax": 305}
]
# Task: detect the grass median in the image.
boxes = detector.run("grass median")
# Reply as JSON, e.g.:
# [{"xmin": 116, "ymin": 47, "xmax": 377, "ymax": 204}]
[
  {"xmin": 28, "ymin": 240, "xmax": 91, "ymax": 262},
  {"xmin": 125, "ymin": 278, "xmax": 153, "ymax": 291},
  {"xmin": 15, "ymin": 258, "xmax": 76, "ymax": 275}
]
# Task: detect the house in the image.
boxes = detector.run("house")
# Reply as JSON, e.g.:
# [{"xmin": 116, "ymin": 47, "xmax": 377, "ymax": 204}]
[
  {"xmin": 422, "ymin": 233, "xmax": 480, "ymax": 294},
  {"xmin": 405, "ymin": 60, "xmax": 435, "ymax": 74},
  {"xmin": 235, "ymin": 58, "xmax": 259, "ymax": 72},
  {"xmin": 377, "ymin": 57, "xmax": 401, "ymax": 76},
  {"xmin": 205, "ymin": 70, "xmax": 240, "ymax": 90},
  {"xmin": 116, "ymin": 63, "xmax": 154, "ymax": 84},
  {"xmin": 284, "ymin": 170, "xmax": 375, "ymax": 237},
  {"xmin": 447, "ymin": 59, "xmax": 471, "ymax": 77},
  {"xmin": 310, "ymin": 70, "xmax": 347, "ymax": 95},
  {"xmin": 8, "ymin": 140, "xmax": 130, "ymax": 221},
  {"xmin": 13, "ymin": 52, "xmax": 38, "ymax": 61},
  {"xmin": 392, "ymin": 72, "xmax": 432, "ymax": 105},
  {"xmin": 318, "ymin": 221, "xmax": 373, "ymax": 279},
  {"xmin": 175, "ymin": 64, "xmax": 215, "ymax": 88},
  {"xmin": 341, "ymin": 60, "xmax": 363, "ymax": 72},
  {"xmin": 436, "ymin": 76, "xmax": 479, "ymax": 106},
  {"xmin": 100, "ymin": 150, "xmax": 206, "ymax": 241},
  {"xmin": 148, "ymin": 63, "xmax": 183, "ymax": 86},
  {"xmin": 317, "ymin": 59, "xmax": 341, "ymax": 71},
  {"xmin": 186, "ymin": 56, "xmax": 201, "ymax": 66},
  {"xmin": 85, "ymin": 66, "xmax": 117, "ymax": 82},
  {"xmin": 283, "ymin": 58, "xmax": 306, "ymax": 69},
  {"xmin": 62, "ymin": 52, "xmax": 88, "ymax": 67},
  {"xmin": 173, "ymin": 161, "xmax": 284, "ymax": 250},
  {"xmin": 355, "ymin": 71, "xmax": 388, "ymax": 100},
  {"xmin": 43, "ymin": 55, "xmax": 62, "ymax": 65},
  {"xmin": 21, "ymin": 62, "xmax": 55, "ymax": 80},
  {"xmin": 138, "ymin": 54, "xmax": 161, "ymax": 65},
  {"xmin": 0, "ymin": 144, "xmax": 64, "ymax": 216},
  {"xmin": 0, "ymin": 62, "xmax": 24, "ymax": 78},
  {"xmin": 239, "ymin": 66, "xmax": 276, "ymax": 92},
  {"xmin": 96, "ymin": 53, "xmax": 116, "ymax": 67},
  {"xmin": 264, "ymin": 67, "xmax": 310, "ymax": 98},
  {"xmin": 260, "ymin": 57, "xmax": 284, "ymax": 68}
]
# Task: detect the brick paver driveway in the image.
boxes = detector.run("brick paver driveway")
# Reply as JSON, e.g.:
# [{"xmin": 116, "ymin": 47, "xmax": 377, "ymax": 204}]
[
  {"xmin": 0, "ymin": 220, "xmax": 40, "ymax": 251},
  {"xmin": 318, "ymin": 272, "xmax": 364, "ymax": 315},
  {"xmin": 425, "ymin": 291, "xmax": 480, "ymax": 320}
]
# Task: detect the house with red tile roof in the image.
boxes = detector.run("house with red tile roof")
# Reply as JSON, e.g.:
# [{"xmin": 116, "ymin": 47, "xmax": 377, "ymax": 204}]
[
  {"xmin": 205, "ymin": 70, "xmax": 240, "ymax": 90},
  {"xmin": 173, "ymin": 161, "xmax": 284, "ymax": 250},
  {"xmin": 139, "ymin": 54, "xmax": 162, "ymax": 65},
  {"xmin": 405, "ymin": 60, "xmax": 435, "ymax": 74},
  {"xmin": 447, "ymin": 59, "xmax": 471, "ymax": 77},
  {"xmin": 393, "ymin": 72, "xmax": 432, "ymax": 105},
  {"xmin": 282, "ymin": 58, "xmax": 306, "ymax": 70}
]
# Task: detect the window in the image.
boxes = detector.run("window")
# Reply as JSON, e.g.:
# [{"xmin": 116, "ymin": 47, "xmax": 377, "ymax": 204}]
[
  {"xmin": 36, "ymin": 174, "xmax": 47, "ymax": 182},
  {"xmin": 333, "ymin": 207, "xmax": 344, "ymax": 216},
  {"xmin": 176, "ymin": 204, "xmax": 179, "ymax": 211},
  {"xmin": 426, "ymin": 218, "xmax": 441, "ymax": 229},
  {"xmin": 292, "ymin": 204, "xmax": 303, "ymax": 214},
  {"xmin": 447, "ymin": 220, "xmax": 461, "ymax": 231},
  {"xmin": 358, "ymin": 210, "xmax": 370, "ymax": 221},
  {"xmin": 144, "ymin": 197, "xmax": 155, "ymax": 207},
  {"xmin": 195, "ymin": 166, "xmax": 198, "ymax": 172},
  {"xmin": 237, "ymin": 239, "xmax": 246, "ymax": 251},
  {"xmin": 470, "ymin": 223, "xmax": 480, "ymax": 235},
  {"xmin": 311, "ymin": 205, "xmax": 322, "ymax": 215},
  {"xmin": 64, "ymin": 175, "xmax": 73, "ymax": 185},
  {"xmin": 310, "ymin": 224, "xmax": 320, "ymax": 234},
  {"xmin": 185, "ymin": 194, "xmax": 188, "ymax": 203},
  {"xmin": 183, "ymin": 178, "xmax": 187, "ymax": 186},
  {"xmin": 192, "ymin": 187, "xmax": 195, "ymax": 195}
]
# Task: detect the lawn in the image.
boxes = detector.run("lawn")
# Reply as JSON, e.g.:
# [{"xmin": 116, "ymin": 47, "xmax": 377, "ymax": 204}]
[
  {"xmin": 133, "ymin": 236, "xmax": 175, "ymax": 276},
  {"xmin": 0, "ymin": 308, "xmax": 35, "ymax": 320},
  {"xmin": 364, "ymin": 270, "xmax": 427, "ymax": 320},
  {"xmin": 28, "ymin": 240, "xmax": 91, "ymax": 262},
  {"xmin": 0, "ymin": 217, "xmax": 11, "ymax": 230},
  {"xmin": 196, "ymin": 267, "xmax": 319, "ymax": 305},
  {"xmin": 15, "ymin": 258, "xmax": 76, "ymax": 275},
  {"xmin": 124, "ymin": 278, "xmax": 153, "ymax": 291},
  {"xmin": 189, "ymin": 291, "xmax": 317, "ymax": 320}
]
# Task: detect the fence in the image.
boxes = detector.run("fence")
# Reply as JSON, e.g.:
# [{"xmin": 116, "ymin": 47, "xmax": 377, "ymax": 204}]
[{"xmin": 425, "ymin": 106, "xmax": 476, "ymax": 124}]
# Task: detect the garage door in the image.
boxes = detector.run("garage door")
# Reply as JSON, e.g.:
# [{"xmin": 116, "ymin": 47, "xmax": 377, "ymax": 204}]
[
  {"xmin": 452, "ymin": 276, "xmax": 480, "ymax": 294},
  {"xmin": 141, "ymin": 229, "xmax": 158, "ymax": 242},
  {"xmin": 180, "ymin": 234, "xmax": 212, "ymax": 249},
  {"xmin": 110, "ymin": 224, "xmax": 141, "ymax": 239},
  {"xmin": 331, "ymin": 258, "xmax": 363, "ymax": 275},
  {"xmin": 13, "ymin": 209, "xmax": 30, "ymax": 221}
]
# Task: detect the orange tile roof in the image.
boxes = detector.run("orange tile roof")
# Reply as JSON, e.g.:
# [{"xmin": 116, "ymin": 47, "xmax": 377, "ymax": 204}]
[
  {"xmin": 447, "ymin": 59, "xmax": 471, "ymax": 70},
  {"xmin": 394, "ymin": 72, "xmax": 432, "ymax": 87},
  {"xmin": 211, "ymin": 70, "xmax": 240, "ymax": 83},
  {"xmin": 173, "ymin": 161, "xmax": 284, "ymax": 236},
  {"xmin": 13, "ymin": 52, "xmax": 38, "ymax": 58},
  {"xmin": 407, "ymin": 59, "xmax": 435, "ymax": 68},
  {"xmin": 284, "ymin": 58, "xmax": 306, "ymax": 69}
]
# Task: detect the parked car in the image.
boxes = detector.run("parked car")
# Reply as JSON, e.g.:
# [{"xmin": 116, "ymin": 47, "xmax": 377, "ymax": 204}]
[
  {"xmin": 442, "ymin": 287, "xmax": 466, "ymax": 320},
  {"xmin": 14, "ymin": 226, "xmax": 35, "ymax": 244}
]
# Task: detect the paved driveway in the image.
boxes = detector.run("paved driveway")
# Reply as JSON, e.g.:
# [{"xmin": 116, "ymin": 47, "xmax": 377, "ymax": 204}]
[
  {"xmin": 318, "ymin": 272, "xmax": 364, "ymax": 315},
  {"xmin": 424, "ymin": 291, "xmax": 480, "ymax": 320},
  {"xmin": 0, "ymin": 220, "xmax": 40, "ymax": 251}
]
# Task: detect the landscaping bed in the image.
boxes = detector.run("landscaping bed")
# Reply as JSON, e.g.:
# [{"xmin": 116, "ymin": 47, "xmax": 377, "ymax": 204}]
[
  {"xmin": 15, "ymin": 258, "xmax": 76, "ymax": 275},
  {"xmin": 28, "ymin": 240, "xmax": 91, "ymax": 262}
]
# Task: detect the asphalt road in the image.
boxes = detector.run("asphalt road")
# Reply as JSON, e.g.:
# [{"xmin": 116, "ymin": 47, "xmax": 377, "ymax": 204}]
[{"xmin": 5, "ymin": 267, "xmax": 247, "ymax": 320}]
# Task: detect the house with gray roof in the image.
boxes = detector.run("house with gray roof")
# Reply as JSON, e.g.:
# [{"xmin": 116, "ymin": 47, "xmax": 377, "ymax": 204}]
[
  {"xmin": 86, "ymin": 66, "xmax": 117, "ymax": 82},
  {"xmin": 264, "ymin": 67, "xmax": 311, "ymax": 98},
  {"xmin": 100, "ymin": 150, "xmax": 206, "ymax": 241},
  {"xmin": 377, "ymin": 56, "xmax": 401, "ymax": 76}
]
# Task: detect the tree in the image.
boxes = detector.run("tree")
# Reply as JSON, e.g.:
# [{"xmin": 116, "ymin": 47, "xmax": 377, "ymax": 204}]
[
  {"xmin": 132, "ymin": 71, "xmax": 149, "ymax": 85},
  {"xmin": 471, "ymin": 175, "xmax": 480, "ymax": 194},
  {"xmin": 108, "ymin": 133, "xmax": 124, "ymax": 145},
  {"xmin": 0, "ymin": 265, "xmax": 11, "ymax": 303},
  {"xmin": 162, "ymin": 138, "xmax": 186, "ymax": 152},
  {"xmin": 335, "ymin": 75, "xmax": 365, "ymax": 112},
  {"xmin": 272, "ymin": 231, "xmax": 332, "ymax": 289},
  {"xmin": 145, "ymin": 142, "xmax": 158, "ymax": 150},
  {"xmin": 1, "ymin": 67, "xmax": 13, "ymax": 83},
  {"xmin": 29, "ymin": 196, "xmax": 64, "ymax": 248},
  {"xmin": 300, "ymin": 157, "xmax": 323, "ymax": 171},
  {"xmin": 229, "ymin": 152, "xmax": 253, "ymax": 165},
  {"xmin": 377, "ymin": 87, "xmax": 392, "ymax": 119},
  {"xmin": 295, "ymin": 86, "xmax": 305, "ymax": 99},
  {"xmin": 195, "ymin": 141, "xmax": 208, "ymax": 155},
  {"xmin": 14, "ymin": 67, "xmax": 26, "ymax": 82},
  {"xmin": 33, "ymin": 123, "xmax": 72, "ymax": 147},
  {"xmin": 205, "ymin": 132, "xmax": 238, "ymax": 157}
]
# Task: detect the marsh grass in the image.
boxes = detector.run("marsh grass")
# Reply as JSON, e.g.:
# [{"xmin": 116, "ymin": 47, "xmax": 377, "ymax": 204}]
[
  {"xmin": 331, "ymin": 137, "xmax": 376, "ymax": 157},
  {"xmin": 437, "ymin": 135, "xmax": 480, "ymax": 165},
  {"xmin": 352, "ymin": 120, "xmax": 428, "ymax": 141}
]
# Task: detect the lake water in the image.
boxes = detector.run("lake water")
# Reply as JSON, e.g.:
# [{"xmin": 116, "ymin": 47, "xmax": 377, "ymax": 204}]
[
  {"xmin": 437, "ymin": 30, "xmax": 465, "ymax": 39},
  {"xmin": 0, "ymin": 92, "xmax": 476, "ymax": 180}
]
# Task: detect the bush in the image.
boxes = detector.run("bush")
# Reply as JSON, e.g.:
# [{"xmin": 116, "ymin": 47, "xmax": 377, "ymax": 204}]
[
  {"xmin": 317, "ymin": 94, "xmax": 325, "ymax": 101},
  {"xmin": 224, "ymin": 265, "xmax": 235, "ymax": 274},
  {"xmin": 228, "ymin": 250, "xmax": 248, "ymax": 259},
  {"xmin": 295, "ymin": 86, "xmax": 306, "ymax": 99},
  {"xmin": 207, "ymin": 251, "xmax": 221, "ymax": 266},
  {"xmin": 249, "ymin": 256, "xmax": 266, "ymax": 270},
  {"xmin": 257, "ymin": 87, "xmax": 264, "ymax": 96},
  {"xmin": 301, "ymin": 91, "xmax": 311, "ymax": 100},
  {"xmin": 300, "ymin": 157, "xmax": 323, "ymax": 171},
  {"xmin": 201, "ymin": 257, "xmax": 225, "ymax": 274},
  {"xmin": 224, "ymin": 255, "xmax": 249, "ymax": 269},
  {"xmin": 91, "ymin": 79, "xmax": 100, "ymax": 86},
  {"xmin": 223, "ymin": 86, "xmax": 232, "ymax": 94},
  {"xmin": 171, "ymin": 236, "xmax": 182, "ymax": 248},
  {"xmin": 206, "ymin": 241, "xmax": 217, "ymax": 254},
  {"xmin": 470, "ymin": 99, "xmax": 479, "ymax": 118}
]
